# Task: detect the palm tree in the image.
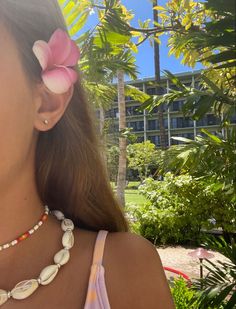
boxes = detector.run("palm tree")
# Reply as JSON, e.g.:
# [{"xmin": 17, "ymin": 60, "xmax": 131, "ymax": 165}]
[
  {"xmin": 116, "ymin": 69, "xmax": 126, "ymax": 206},
  {"xmin": 153, "ymin": 0, "xmax": 167, "ymax": 149},
  {"xmin": 59, "ymin": 0, "xmax": 145, "ymax": 206}
]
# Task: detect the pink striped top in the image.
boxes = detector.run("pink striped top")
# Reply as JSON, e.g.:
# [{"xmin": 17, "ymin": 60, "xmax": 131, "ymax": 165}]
[{"xmin": 84, "ymin": 230, "xmax": 111, "ymax": 309}]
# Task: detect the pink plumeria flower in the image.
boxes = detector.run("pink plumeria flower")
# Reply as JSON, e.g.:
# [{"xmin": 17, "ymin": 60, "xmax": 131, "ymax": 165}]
[{"xmin": 32, "ymin": 28, "xmax": 80, "ymax": 94}]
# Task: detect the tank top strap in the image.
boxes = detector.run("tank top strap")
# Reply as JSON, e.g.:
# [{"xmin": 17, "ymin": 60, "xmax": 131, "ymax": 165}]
[{"xmin": 92, "ymin": 230, "xmax": 109, "ymax": 266}]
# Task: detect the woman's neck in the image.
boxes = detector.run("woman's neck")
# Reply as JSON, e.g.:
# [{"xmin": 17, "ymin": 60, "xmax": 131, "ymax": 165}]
[
  {"xmin": 0, "ymin": 162, "xmax": 63, "ymax": 289},
  {"xmin": 0, "ymin": 163, "xmax": 44, "ymax": 246}
]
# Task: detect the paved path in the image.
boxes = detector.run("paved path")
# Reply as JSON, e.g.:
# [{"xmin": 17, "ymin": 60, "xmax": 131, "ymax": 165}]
[{"xmin": 156, "ymin": 245, "xmax": 229, "ymax": 280}]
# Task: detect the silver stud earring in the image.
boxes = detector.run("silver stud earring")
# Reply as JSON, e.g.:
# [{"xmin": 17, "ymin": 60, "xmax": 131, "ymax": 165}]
[{"xmin": 43, "ymin": 119, "xmax": 49, "ymax": 125}]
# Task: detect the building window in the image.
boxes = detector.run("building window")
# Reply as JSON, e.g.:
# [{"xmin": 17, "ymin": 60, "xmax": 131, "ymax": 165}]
[
  {"xmin": 169, "ymin": 84, "xmax": 179, "ymax": 91},
  {"xmin": 162, "ymin": 104, "xmax": 168, "ymax": 113},
  {"xmin": 197, "ymin": 115, "xmax": 220, "ymax": 127},
  {"xmin": 171, "ymin": 118, "xmax": 177, "ymax": 128},
  {"xmin": 136, "ymin": 121, "xmax": 144, "ymax": 131},
  {"xmin": 105, "ymin": 108, "xmax": 119, "ymax": 118},
  {"xmin": 197, "ymin": 116, "xmax": 208, "ymax": 127},
  {"xmin": 127, "ymin": 121, "xmax": 144, "ymax": 132},
  {"xmin": 137, "ymin": 136, "xmax": 144, "ymax": 143},
  {"xmin": 195, "ymin": 81, "xmax": 201, "ymax": 89},
  {"xmin": 207, "ymin": 114, "xmax": 220, "ymax": 126},
  {"xmin": 154, "ymin": 118, "xmax": 168, "ymax": 129},
  {"xmin": 175, "ymin": 117, "xmax": 194, "ymax": 128},
  {"xmin": 126, "ymin": 105, "xmax": 143, "ymax": 116},
  {"xmin": 148, "ymin": 119, "xmax": 159, "ymax": 130},
  {"xmin": 182, "ymin": 132, "xmax": 194, "ymax": 139},
  {"xmin": 231, "ymin": 114, "xmax": 236, "ymax": 124},
  {"xmin": 171, "ymin": 100, "xmax": 184, "ymax": 112},
  {"xmin": 148, "ymin": 135, "xmax": 160, "ymax": 146},
  {"xmin": 146, "ymin": 87, "xmax": 166, "ymax": 95},
  {"xmin": 184, "ymin": 82, "xmax": 192, "ymax": 88},
  {"xmin": 125, "ymin": 96, "xmax": 133, "ymax": 101},
  {"xmin": 164, "ymin": 118, "xmax": 168, "ymax": 129},
  {"xmin": 146, "ymin": 87, "xmax": 156, "ymax": 95}
]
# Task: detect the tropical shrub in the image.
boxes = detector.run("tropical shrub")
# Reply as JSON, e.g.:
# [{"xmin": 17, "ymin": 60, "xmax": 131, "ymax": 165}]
[
  {"xmin": 156, "ymin": 129, "xmax": 236, "ymax": 205},
  {"xmin": 126, "ymin": 174, "xmax": 235, "ymax": 245},
  {"xmin": 127, "ymin": 141, "xmax": 159, "ymax": 182},
  {"xmin": 107, "ymin": 145, "xmax": 119, "ymax": 183},
  {"xmin": 192, "ymin": 236, "xmax": 236, "ymax": 309},
  {"xmin": 171, "ymin": 277, "xmax": 224, "ymax": 309},
  {"xmin": 171, "ymin": 278, "xmax": 198, "ymax": 309}
]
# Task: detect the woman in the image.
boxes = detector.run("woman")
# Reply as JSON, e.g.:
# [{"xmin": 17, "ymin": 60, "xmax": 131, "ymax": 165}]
[{"xmin": 0, "ymin": 1, "xmax": 174, "ymax": 308}]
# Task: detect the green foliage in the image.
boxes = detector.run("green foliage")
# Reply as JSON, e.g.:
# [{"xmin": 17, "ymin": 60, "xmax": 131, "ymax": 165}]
[
  {"xmin": 171, "ymin": 277, "xmax": 225, "ymax": 308},
  {"xmin": 157, "ymin": 128, "xmax": 236, "ymax": 203},
  {"xmin": 192, "ymin": 236, "xmax": 236, "ymax": 308},
  {"xmin": 141, "ymin": 0, "xmax": 236, "ymax": 121},
  {"xmin": 127, "ymin": 174, "xmax": 235, "ymax": 245},
  {"xmin": 140, "ymin": 70, "xmax": 235, "ymax": 122},
  {"xmin": 59, "ymin": 0, "xmax": 236, "ymax": 120},
  {"xmin": 59, "ymin": 0, "xmax": 140, "ymax": 111},
  {"xmin": 106, "ymin": 146, "xmax": 119, "ymax": 182},
  {"xmin": 171, "ymin": 278, "xmax": 198, "ymax": 309},
  {"xmin": 127, "ymin": 141, "xmax": 159, "ymax": 181},
  {"xmin": 170, "ymin": 245, "xmax": 234, "ymax": 309}
]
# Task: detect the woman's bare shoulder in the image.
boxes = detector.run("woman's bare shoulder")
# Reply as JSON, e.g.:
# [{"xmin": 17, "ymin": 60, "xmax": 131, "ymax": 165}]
[
  {"xmin": 103, "ymin": 231, "xmax": 175, "ymax": 309},
  {"xmin": 72, "ymin": 229, "xmax": 174, "ymax": 308}
]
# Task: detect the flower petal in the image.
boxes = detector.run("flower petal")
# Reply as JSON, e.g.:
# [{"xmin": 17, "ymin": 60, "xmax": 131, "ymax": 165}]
[
  {"xmin": 48, "ymin": 29, "xmax": 71, "ymax": 65},
  {"xmin": 32, "ymin": 40, "xmax": 52, "ymax": 70},
  {"xmin": 42, "ymin": 67, "xmax": 77, "ymax": 94},
  {"xmin": 62, "ymin": 40, "xmax": 80, "ymax": 67}
]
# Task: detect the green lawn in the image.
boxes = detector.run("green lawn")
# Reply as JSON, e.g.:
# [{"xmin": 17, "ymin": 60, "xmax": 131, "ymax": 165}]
[
  {"xmin": 111, "ymin": 181, "xmax": 147, "ymax": 207},
  {"xmin": 125, "ymin": 189, "xmax": 147, "ymax": 206}
]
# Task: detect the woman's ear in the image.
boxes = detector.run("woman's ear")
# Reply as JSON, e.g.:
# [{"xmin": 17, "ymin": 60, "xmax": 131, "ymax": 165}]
[{"xmin": 33, "ymin": 84, "xmax": 74, "ymax": 131}]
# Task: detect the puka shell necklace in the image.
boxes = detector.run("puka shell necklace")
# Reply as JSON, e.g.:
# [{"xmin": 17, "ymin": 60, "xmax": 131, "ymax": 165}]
[{"xmin": 0, "ymin": 208, "xmax": 75, "ymax": 306}]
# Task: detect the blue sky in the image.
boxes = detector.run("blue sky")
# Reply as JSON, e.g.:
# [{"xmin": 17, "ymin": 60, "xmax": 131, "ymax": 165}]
[
  {"xmin": 77, "ymin": 0, "xmax": 203, "ymax": 79},
  {"xmin": 121, "ymin": 0, "xmax": 203, "ymax": 78}
]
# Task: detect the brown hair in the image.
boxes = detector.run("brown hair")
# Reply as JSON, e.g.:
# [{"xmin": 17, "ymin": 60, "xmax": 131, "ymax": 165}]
[{"xmin": 0, "ymin": 0, "xmax": 129, "ymax": 232}]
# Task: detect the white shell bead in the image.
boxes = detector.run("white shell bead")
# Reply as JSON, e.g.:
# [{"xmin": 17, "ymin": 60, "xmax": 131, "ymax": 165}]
[
  {"xmin": 11, "ymin": 280, "xmax": 39, "ymax": 300},
  {"xmin": 61, "ymin": 218, "xmax": 74, "ymax": 231},
  {"xmin": 51, "ymin": 210, "xmax": 65, "ymax": 220},
  {"xmin": 0, "ymin": 289, "xmax": 8, "ymax": 305},
  {"xmin": 0, "ymin": 209, "xmax": 74, "ymax": 305},
  {"xmin": 54, "ymin": 248, "xmax": 70, "ymax": 266},
  {"xmin": 62, "ymin": 230, "xmax": 74, "ymax": 249},
  {"xmin": 39, "ymin": 265, "xmax": 59, "ymax": 285}
]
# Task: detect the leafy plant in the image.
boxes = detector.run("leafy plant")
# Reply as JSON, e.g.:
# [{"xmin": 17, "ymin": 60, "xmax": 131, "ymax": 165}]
[
  {"xmin": 171, "ymin": 277, "xmax": 225, "ymax": 309},
  {"xmin": 192, "ymin": 236, "xmax": 236, "ymax": 308},
  {"xmin": 171, "ymin": 277, "xmax": 198, "ymax": 309},
  {"xmin": 156, "ymin": 128, "xmax": 236, "ymax": 203},
  {"xmin": 137, "ymin": 0, "xmax": 235, "ymax": 122},
  {"xmin": 106, "ymin": 145, "xmax": 119, "ymax": 182},
  {"xmin": 127, "ymin": 141, "xmax": 159, "ymax": 182},
  {"xmin": 126, "ymin": 174, "xmax": 235, "ymax": 245}
]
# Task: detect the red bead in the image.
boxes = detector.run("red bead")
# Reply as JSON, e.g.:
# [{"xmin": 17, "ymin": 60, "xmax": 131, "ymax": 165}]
[
  {"xmin": 41, "ymin": 214, "xmax": 48, "ymax": 222},
  {"xmin": 17, "ymin": 231, "xmax": 30, "ymax": 242}
]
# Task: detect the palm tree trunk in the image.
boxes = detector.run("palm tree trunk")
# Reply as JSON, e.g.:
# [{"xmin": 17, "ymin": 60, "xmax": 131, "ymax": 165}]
[
  {"xmin": 99, "ymin": 106, "xmax": 107, "ymax": 163},
  {"xmin": 116, "ymin": 69, "xmax": 126, "ymax": 207},
  {"xmin": 153, "ymin": 0, "xmax": 167, "ymax": 150},
  {"xmin": 99, "ymin": 106, "xmax": 105, "ymax": 135}
]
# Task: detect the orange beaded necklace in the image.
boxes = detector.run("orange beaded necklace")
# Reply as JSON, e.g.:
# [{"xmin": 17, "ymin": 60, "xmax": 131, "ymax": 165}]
[{"xmin": 0, "ymin": 205, "xmax": 49, "ymax": 251}]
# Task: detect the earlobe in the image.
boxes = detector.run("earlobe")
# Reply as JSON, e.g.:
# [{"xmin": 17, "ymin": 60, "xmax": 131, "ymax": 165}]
[{"xmin": 34, "ymin": 84, "xmax": 74, "ymax": 132}]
